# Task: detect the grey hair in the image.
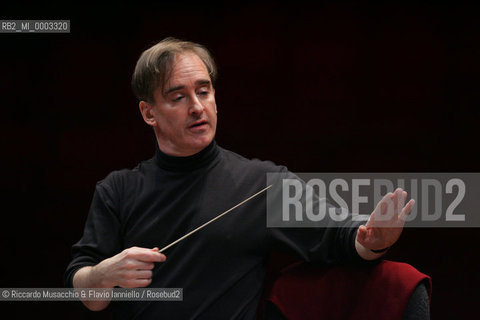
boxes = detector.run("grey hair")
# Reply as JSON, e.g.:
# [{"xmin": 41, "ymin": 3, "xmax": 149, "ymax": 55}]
[{"xmin": 131, "ymin": 37, "xmax": 217, "ymax": 103}]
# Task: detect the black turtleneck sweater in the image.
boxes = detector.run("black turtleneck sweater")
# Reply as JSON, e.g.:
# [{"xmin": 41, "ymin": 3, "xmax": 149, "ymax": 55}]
[{"xmin": 64, "ymin": 142, "xmax": 364, "ymax": 319}]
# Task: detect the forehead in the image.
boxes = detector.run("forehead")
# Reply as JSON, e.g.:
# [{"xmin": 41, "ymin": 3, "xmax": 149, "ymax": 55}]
[{"xmin": 168, "ymin": 52, "xmax": 210, "ymax": 83}]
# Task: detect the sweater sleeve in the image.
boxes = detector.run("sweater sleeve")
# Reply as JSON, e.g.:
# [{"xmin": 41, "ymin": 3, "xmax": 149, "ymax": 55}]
[
  {"xmin": 267, "ymin": 169, "xmax": 370, "ymax": 266},
  {"xmin": 63, "ymin": 174, "xmax": 123, "ymax": 288}
]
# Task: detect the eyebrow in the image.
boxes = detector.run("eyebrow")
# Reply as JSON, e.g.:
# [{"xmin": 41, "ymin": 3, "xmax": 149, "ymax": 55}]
[{"xmin": 164, "ymin": 79, "xmax": 212, "ymax": 95}]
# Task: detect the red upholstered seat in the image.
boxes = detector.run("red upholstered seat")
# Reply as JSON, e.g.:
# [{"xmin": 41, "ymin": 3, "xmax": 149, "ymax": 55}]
[{"xmin": 260, "ymin": 255, "xmax": 431, "ymax": 320}]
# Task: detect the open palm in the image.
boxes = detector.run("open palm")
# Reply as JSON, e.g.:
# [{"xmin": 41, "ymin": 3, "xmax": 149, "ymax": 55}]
[{"xmin": 356, "ymin": 188, "xmax": 415, "ymax": 250}]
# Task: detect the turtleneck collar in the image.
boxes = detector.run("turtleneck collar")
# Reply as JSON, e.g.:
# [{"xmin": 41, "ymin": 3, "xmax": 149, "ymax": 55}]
[{"xmin": 154, "ymin": 140, "xmax": 220, "ymax": 172}]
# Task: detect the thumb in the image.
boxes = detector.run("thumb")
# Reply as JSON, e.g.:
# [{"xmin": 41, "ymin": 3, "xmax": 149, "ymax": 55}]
[{"xmin": 357, "ymin": 225, "xmax": 368, "ymax": 243}]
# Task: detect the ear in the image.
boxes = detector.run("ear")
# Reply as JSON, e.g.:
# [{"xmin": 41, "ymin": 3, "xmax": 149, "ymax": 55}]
[{"xmin": 139, "ymin": 101, "xmax": 157, "ymax": 127}]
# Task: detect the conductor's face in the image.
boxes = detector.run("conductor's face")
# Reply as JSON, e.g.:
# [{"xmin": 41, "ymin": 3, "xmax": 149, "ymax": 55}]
[{"xmin": 140, "ymin": 52, "xmax": 217, "ymax": 156}]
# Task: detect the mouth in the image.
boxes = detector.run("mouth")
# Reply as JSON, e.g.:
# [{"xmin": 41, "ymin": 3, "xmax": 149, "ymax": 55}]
[{"xmin": 189, "ymin": 119, "xmax": 208, "ymax": 129}]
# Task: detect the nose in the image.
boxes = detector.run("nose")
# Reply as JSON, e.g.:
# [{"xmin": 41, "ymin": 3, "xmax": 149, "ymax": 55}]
[{"xmin": 189, "ymin": 95, "xmax": 205, "ymax": 115}]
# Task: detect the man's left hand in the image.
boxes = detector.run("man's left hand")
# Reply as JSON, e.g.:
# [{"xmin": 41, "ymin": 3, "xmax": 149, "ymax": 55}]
[{"xmin": 355, "ymin": 188, "xmax": 415, "ymax": 260}]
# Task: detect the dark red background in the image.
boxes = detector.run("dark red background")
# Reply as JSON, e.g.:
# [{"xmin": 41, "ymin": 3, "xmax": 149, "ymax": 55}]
[{"xmin": 1, "ymin": 1, "xmax": 478, "ymax": 318}]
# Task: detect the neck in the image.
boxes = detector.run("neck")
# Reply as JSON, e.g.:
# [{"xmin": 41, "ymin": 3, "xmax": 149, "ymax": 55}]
[{"xmin": 154, "ymin": 140, "xmax": 220, "ymax": 172}]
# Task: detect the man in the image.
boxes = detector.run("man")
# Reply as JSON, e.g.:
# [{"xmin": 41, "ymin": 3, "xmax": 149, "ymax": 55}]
[{"xmin": 64, "ymin": 38, "xmax": 414, "ymax": 319}]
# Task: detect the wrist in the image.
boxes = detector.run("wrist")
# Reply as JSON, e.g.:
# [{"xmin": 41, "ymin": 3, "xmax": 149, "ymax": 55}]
[
  {"xmin": 91, "ymin": 262, "xmax": 114, "ymax": 288},
  {"xmin": 355, "ymin": 239, "xmax": 384, "ymax": 261}
]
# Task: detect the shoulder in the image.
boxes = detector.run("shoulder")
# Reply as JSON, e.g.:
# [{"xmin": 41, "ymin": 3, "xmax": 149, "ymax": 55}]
[
  {"xmin": 218, "ymin": 146, "xmax": 288, "ymax": 174},
  {"xmin": 96, "ymin": 157, "xmax": 156, "ymax": 194}
]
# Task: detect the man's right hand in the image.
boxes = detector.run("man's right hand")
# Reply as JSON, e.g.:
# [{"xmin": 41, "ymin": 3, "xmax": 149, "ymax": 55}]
[
  {"xmin": 72, "ymin": 246, "xmax": 166, "ymax": 311},
  {"xmin": 92, "ymin": 246, "xmax": 166, "ymax": 288}
]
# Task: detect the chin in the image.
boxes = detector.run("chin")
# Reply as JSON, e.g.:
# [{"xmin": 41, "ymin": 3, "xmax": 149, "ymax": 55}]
[{"xmin": 188, "ymin": 135, "xmax": 214, "ymax": 153}]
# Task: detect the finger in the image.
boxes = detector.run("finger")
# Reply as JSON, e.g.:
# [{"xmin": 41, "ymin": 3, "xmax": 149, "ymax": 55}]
[
  {"xmin": 392, "ymin": 188, "xmax": 403, "ymax": 213},
  {"xmin": 376, "ymin": 192, "xmax": 392, "ymax": 213},
  {"xmin": 391, "ymin": 189, "xmax": 400, "ymax": 202},
  {"xmin": 133, "ymin": 248, "xmax": 166, "ymax": 262},
  {"xmin": 379, "ymin": 201, "xmax": 387, "ymax": 216},
  {"xmin": 134, "ymin": 278, "xmax": 152, "ymax": 288},
  {"xmin": 395, "ymin": 187, "xmax": 404, "ymax": 197},
  {"xmin": 122, "ymin": 260, "xmax": 154, "ymax": 271},
  {"xmin": 135, "ymin": 261, "xmax": 155, "ymax": 270},
  {"xmin": 125, "ymin": 247, "xmax": 166, "ymax": 263},
  {"xmin": 379, "ymin": 193, "xmax": 395, "ymax": 220},
  {"xmin": 134, "ymin": 270, "xmax": 153, "ymax": 279},
  {"xmin": 399, "ymin": 199, "xmax": 415, "ymax": 221},
  {"xmin": 123, "ymin": 278, "xmax": 152, "ymax": 288},
  {"xmin": 397, "ymin": 190, "xmax": 407, "ymax": 213},
  {"xmin": 124, "ymin": 260, "xmax": 156, "ymax": 270}
]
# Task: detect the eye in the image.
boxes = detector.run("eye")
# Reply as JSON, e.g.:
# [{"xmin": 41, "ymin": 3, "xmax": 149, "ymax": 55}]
[
  {"xmin": 172, "ymin": 95, "xmax": 184, "ymax": 102},
  {"xmin": 197, "ymin": 89, "xmax": 209, "ymax": 96}
]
